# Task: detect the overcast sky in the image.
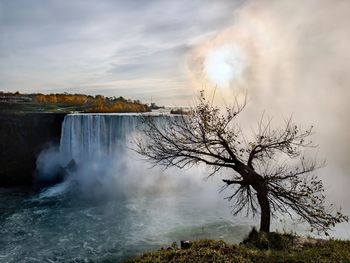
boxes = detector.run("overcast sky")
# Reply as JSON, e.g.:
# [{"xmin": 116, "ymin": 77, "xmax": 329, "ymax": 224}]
[
  {"xmin": 0, "ymin": 0, "xmax": 244, "ymax": 104},
  {"xmin": 1, "ymin": 0, "xmax": 350, "ymax": 236}
]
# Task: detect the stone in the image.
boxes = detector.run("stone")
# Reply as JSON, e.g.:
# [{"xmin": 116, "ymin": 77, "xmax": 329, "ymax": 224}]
[{"xmin": 180, "ymin": 240, "xmax": 192, "ymax": 249}]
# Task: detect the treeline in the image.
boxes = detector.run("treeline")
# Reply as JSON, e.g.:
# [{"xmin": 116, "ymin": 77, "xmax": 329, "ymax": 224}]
[
  {"xmin": 83, "ymin": 95, "xmax": 150, "ymax": 113},
  {"xmin": 0, "ymin": 91, "xmax": 150, "ymax": 113},
  {"xmin": 34, "ymin": 93, "xmax": 88, "ymax": 105}
]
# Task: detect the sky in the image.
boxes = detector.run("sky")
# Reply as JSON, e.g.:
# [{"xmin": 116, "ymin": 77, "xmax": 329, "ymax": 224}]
[
  {"xmin": 1, "ymin": 0, "xmax": 350, "ymax": 235},
  {"xmin": 0, "ymin": 0, "xmax": 245, "ymax": 105},
  {"xmin": 1, "ymin": 1, "xmax": 350, "ymax": 162}
]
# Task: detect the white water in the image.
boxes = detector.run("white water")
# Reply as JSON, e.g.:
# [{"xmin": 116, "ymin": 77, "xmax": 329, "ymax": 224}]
[
  {"xmin": 15, "ymin": 113, "xmax": 255, "ymax": 262},
  {"xmin": 37, "ymin": 114, "xmax": 147, "ymax": 198},
  {"xmin": 4, "ymin": 113, "xmax": 347, "ymax": 262},
  {"xmin": 59, "ymin": 114, "xmax": 139, "ymax": 164}
]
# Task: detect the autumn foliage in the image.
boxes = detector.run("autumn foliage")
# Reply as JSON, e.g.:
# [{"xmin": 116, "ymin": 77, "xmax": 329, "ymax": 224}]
[{"xmin": 1, "ymin": 91, "xmax": 150, "ymax": 113}]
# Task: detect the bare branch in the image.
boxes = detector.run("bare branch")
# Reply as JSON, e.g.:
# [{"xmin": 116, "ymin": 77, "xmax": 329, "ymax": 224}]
[{"xmin": 134, "ymin": 91, "xmax": 348, "ymax": 233}]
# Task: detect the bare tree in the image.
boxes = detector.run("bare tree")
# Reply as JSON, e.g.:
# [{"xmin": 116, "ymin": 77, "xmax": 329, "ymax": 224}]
[{"xmin": 135, "ymin": 92, "xmax": 348, "ymax": 233}]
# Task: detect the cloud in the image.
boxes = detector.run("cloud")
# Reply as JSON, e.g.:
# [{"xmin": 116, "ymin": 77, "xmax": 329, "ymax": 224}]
[
  {"xmin": 1, "ymin": 0, "xmax": 349, "ymax": 236},
  {"xmin": 0, "ymin": 0, "xmax": 244, "ymax": 104}
]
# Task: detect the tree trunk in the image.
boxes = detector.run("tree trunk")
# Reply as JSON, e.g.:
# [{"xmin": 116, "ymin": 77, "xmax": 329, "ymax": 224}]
[{"xmin": 256, "ymin": 186, "xmax": 271, "ymax": 233}]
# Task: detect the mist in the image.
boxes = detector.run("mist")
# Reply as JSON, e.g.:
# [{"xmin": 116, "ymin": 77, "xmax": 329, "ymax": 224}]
[
  {"xmin": 35, "ymin": 114, "xmax": 236, "ymax": 221},
  {"xmin": 185, "ymin": 0, "xmax": 350, "ymax": 237},
  {"xmin": 3, "ymin": 2, "xmax": 350, "ymax": 261},
  {"xmin": 32, "ymin": 0, "xmax": 350, "ymax": 238}
]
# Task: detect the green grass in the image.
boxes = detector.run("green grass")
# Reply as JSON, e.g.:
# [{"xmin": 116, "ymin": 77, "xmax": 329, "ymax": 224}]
[
  {"xmin": 126, "ymin": 238, "xmax": 350, "ymax": 263},
  {"xmin": 0, "ymin": 102, "xmax": 81, "ymax": 113},
  {"xmin": 19, "ymin": 102, "xmax": 86, "ymax": 112}
]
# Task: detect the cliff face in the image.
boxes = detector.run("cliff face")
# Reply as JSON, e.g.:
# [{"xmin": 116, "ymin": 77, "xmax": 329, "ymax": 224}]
[{"xmin": 0, "ymin": 113, "xmax": 66, "ymax": 186}]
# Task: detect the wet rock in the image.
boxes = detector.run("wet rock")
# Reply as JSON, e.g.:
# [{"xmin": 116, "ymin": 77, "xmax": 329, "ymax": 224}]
[
  {"xmin": 66, "ymin": 159, "xmax": 77, "ymax": 173},
  {"xmin": 36, "ymin": 158, "xmax": 77, "ymax": 187}
]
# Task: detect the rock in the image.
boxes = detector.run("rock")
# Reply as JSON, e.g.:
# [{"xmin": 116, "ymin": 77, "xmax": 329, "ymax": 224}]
[
  {"xmin": 66, "ymin": 159, "xmax": 77, "ymax": 173},
  {"xmin": 181, "ymin": 240, "xmax": 192, "ymax": 249},
  {"xmin": 35, "ymin": 158, "xmax": 77, "ymax": 187}
]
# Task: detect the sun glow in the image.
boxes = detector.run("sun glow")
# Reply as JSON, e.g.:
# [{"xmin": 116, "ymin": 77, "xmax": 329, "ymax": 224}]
[{"xmin": 204, "ymin": 46, "xmax": 246, "ymax": 89}]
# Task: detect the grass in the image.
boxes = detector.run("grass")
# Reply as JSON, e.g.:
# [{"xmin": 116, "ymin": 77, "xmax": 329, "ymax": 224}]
[
  {"xmin": 126, "ymin": 233, "xmax": 350, "ymax": 263},
  {"xmin": 0, "ymin": 101, "xmax": 143, "ymax": 113},
  {"xmin": 0, "ymin": 102, "xmax": 82, "ymax": 113}
]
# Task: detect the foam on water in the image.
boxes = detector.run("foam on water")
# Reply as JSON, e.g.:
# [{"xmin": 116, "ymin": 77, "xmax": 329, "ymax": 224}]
[
  {"xmin": 2, "ymin": 112, "xmax": 348, "ymax": 262},
  {"xmin": 4, "ymin": 113, "xmax": 347, "ymax": 262}
]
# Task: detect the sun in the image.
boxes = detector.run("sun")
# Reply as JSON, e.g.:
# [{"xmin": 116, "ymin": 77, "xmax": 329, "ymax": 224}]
[{"xmin": 204, "ymin": 45, "xmax": 246, "ymax": 89}]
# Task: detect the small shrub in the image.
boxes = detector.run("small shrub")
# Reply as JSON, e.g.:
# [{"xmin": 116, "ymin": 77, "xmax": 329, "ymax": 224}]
[{"xmin": 242, "ymin": 227, "xmax": 295, "ymax": 250}]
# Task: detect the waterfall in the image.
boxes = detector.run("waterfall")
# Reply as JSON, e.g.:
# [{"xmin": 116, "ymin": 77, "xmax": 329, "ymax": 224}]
[
  {"xmin": 35, "ymin": 114, "xmax": 145, "ymax": 192},
  {"xmin": 35, "ymin": 112, "xmax": 234, "ymax": 240},
  {"xmin": 59, "ymin": 114, "xmax": 140, "ymax": 164},
  {"xmin": 36, "ymin": 113, "xmax": 171, "ymax": 196}
]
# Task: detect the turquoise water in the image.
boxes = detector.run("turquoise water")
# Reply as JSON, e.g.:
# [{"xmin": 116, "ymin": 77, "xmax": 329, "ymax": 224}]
[
  {"xmin": 0, "ymin": 185, "xmax": 254, "ymax": 262},
  {"xmin": 3, "ymin": 113, "xmax": 349, "ymax": 262},
  {"xmin": 0, "ymin": 114, "xmax": 257, "ymax": 262}
]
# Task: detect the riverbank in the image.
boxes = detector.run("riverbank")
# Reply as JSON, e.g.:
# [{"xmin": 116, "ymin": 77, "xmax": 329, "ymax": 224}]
[{"xmin": 127, "ymin": 234, "xmax": 350, "ymax": 262}]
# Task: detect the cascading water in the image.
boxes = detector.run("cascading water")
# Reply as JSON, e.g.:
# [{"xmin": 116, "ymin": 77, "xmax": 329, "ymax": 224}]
[
  {"xmin": 1, "ymin": 115, "xmax": 347, "ymax": 262},
  {"xmin": 1, "ymin": 113, "xmax": 254, "ymax": 262},
  {"xmin": 59, "ymin": 114, "xmax": 140, "ymax": 164},
  {"xmin": 36, "ymin": 113, "xmax": 150, "ymax": 198}
]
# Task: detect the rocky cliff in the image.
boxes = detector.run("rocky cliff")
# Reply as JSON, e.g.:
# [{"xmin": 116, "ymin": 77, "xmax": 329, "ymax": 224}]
[{"xmin": 0, "ymin": 113, "xmax": 66, "ymax": 186}]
